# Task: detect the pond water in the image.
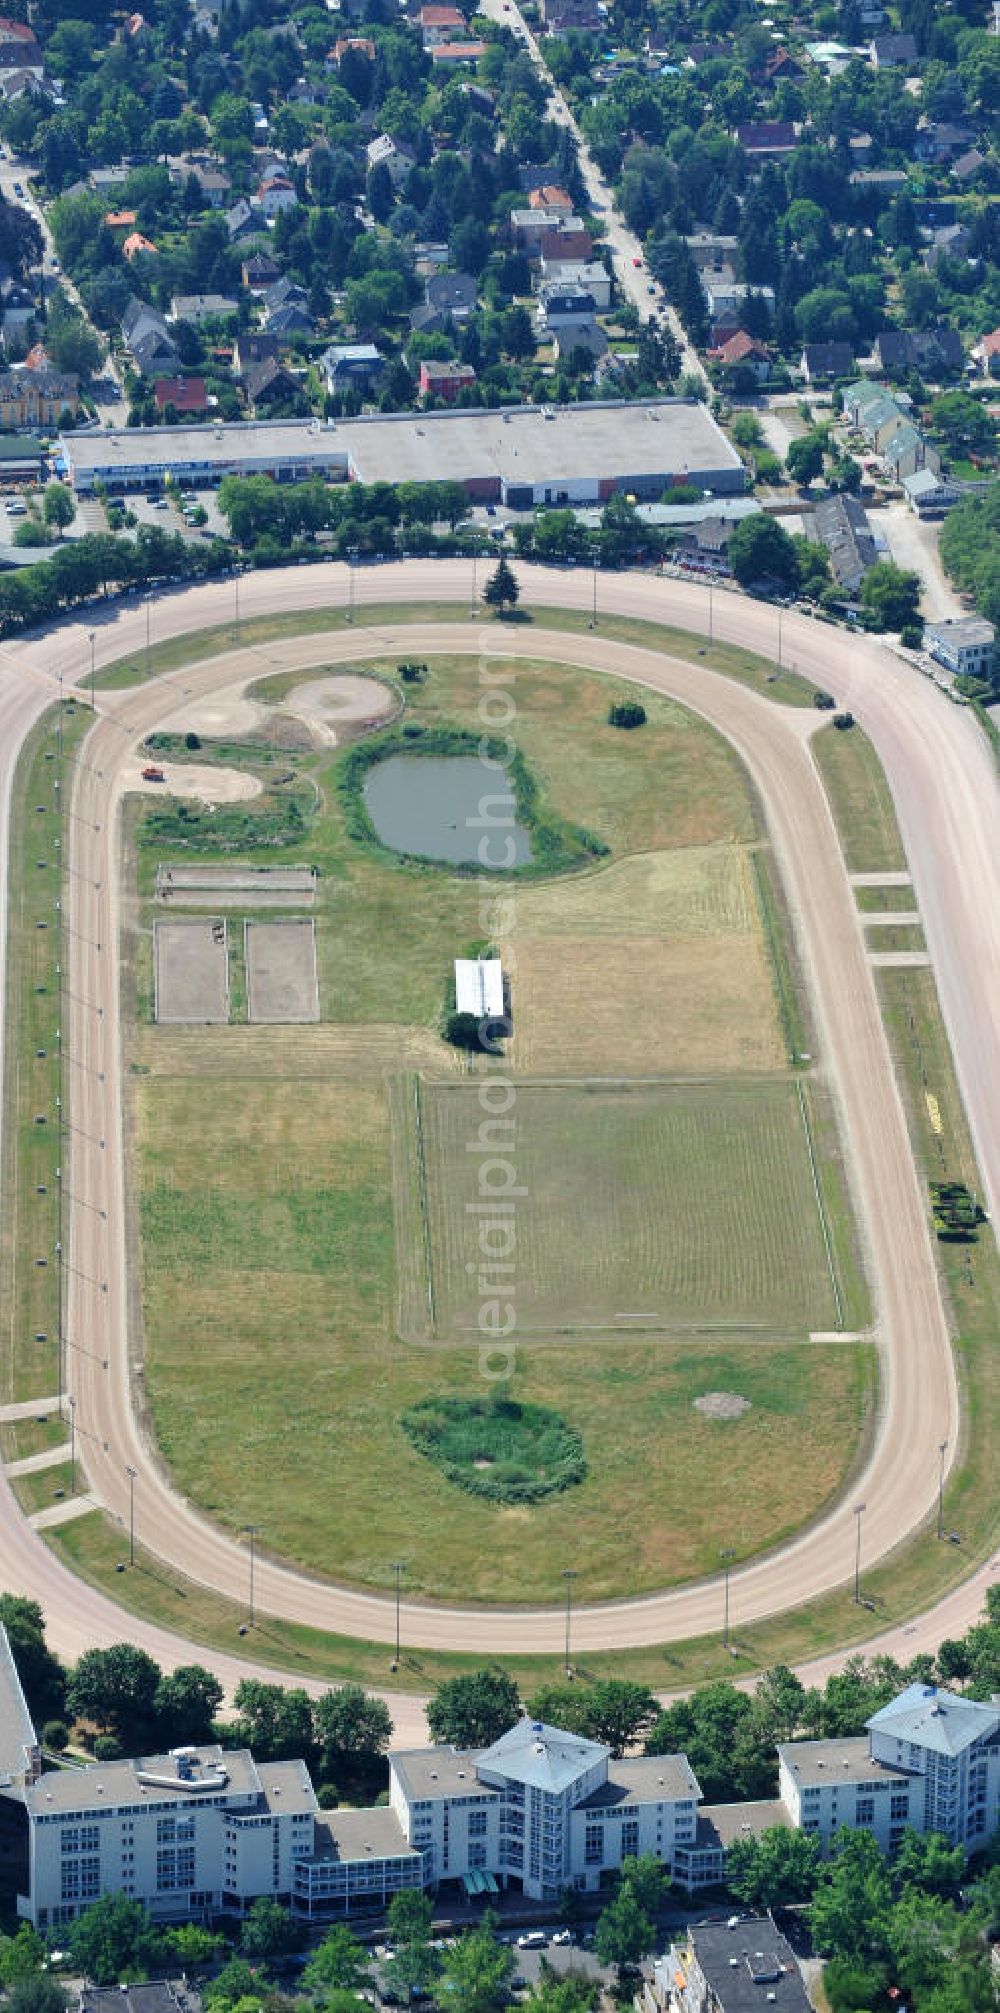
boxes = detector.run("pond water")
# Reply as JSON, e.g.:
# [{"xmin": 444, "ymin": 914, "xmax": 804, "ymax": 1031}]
[{"xmin": 364, "ymin": 754, "xmax": 533, "ymax": 867}]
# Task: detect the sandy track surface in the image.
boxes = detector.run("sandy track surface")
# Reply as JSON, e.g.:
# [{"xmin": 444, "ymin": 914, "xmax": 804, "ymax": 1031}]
[{"xmin": 0, "ymin": 560, "xmax": 995, "ymax": 1716}]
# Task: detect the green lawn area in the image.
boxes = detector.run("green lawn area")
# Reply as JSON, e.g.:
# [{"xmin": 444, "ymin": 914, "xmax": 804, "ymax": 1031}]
[
  {"xmin": 137, "ymin": 1070, "xmax": 870, "ymax": 1604},
  {"xmin": 812, "ymin": 723, "xmax": 908, "ymax": 875},
  {"xmin": 407, "ymin": 1076, "xmax": 845, "ymax": 1340}
]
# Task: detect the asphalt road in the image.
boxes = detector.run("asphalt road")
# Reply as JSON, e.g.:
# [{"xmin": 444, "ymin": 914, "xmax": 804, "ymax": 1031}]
[{"xmin": 476, "ymin": 0, "xmax": 705, "ymax": 383}]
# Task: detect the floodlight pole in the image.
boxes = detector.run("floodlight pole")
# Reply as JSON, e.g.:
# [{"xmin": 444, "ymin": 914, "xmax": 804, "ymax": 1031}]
[
  {"xmin": 721, "ymin": 1548, "xmax": 735, "ymax": 1650},
  {"xmin": 391, "ymin": 1561, "xmax": 405, "ymax": 1672},
  {"xmin": 126, "ymin": 1464, "xmax": 137, "ymax": 1566},
  {"xmin": 937, "ymin": 1439, "xmax": 948, "ymax": 1540},
  {"xmin": 242, "ymin": 1524, "xmax": 259, "ymax": 1627},
  {"xmin": 563, "ymin": 1567, "xmax": 577, "ymax": 1677}
]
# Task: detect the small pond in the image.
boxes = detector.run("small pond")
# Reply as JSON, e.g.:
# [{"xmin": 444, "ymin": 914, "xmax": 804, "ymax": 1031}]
[{"xmin": 363, "ymin": 754, "xmax": 533, "ymax": 867}]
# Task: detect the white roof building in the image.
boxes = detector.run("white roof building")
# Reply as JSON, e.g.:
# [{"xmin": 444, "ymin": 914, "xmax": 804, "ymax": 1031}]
[{"xmin": 454, "ymin": 958, "xmax": 503, "ymax": 1017}]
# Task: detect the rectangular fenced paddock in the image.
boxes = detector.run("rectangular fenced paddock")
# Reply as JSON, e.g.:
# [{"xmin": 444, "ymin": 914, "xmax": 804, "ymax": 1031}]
[
  {"xmin": 153, "ymin": 918, "xmax": 229, "ymax": 1024},
  {"xmin": 245, "ymin": 919, "xmax": 320, "ymax": 1023},
  {"xmin": 156, "ymin": 864, "xmax": 316, "ymax": 908}
]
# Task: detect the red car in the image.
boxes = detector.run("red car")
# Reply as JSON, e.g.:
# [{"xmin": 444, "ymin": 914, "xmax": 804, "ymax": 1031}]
[{"xmin": 632, "ymin": 255, "xmax": 642, "ymax": 267}]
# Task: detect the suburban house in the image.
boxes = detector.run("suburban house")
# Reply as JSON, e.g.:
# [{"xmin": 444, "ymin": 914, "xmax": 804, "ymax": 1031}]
[
  {"xmin": 673, "ymin": 516, "xmax": 735, "ymax": 575},
  {"xmin": 734, "ymin": 120, "xmax": 797, "ymax": 156},
  {"xmin": 424, "ymin": 271, "xmax": 478, "ymax": 322},
  {"xmin": 971, "ymin": 327, "xmax": 1000, "ymax": 376},
  {"xmin": 430, "ymin": 40, "xmax": 486, "ymax": 65},
  {"xmin": 709, "ymin": 330, "xmax": 771, "ymax": 382},
  {"xmin": 901, "ymin": 467, "xmax": 962, "ymax": 516},
  {"xmin": 319, "ymin": 342, "xmax": 384, "ymax": 395},
  {"xmin": 153, "ymin": 377, "xmax": 208, "ymax": 416},
  {"xmin": 243, "ymin": 359, "xmax": 302, "ymax": 415},
  {"xmin": 122, "ymin": 232, "xmax": 158, "ymax": 262},
  {"xmin": 539, "ymin": 258, "xmax": 611, "ymax": 311},
  {"xmin": 242, "ymin": 251, "xmax": 281, "ymax": 291},
  {"xmin": 875, "ymin": 325, "xmax": 964, "ymax": 375},
  {"xmin": 366, "ymin": 134, "xmax": 417, "ymax": 186},
  {"xmin": 170, "ymin": 294, "xmax": 239, "ymax": 326},
  {"xmin": 233, "ymin": 332, "xmax": 279, "ymax": 377},
  {"xmin": 869, "ymin": 31, "xmax": 918, "ymax": 66},
  {"xmin": 923, "ymin": 617, "xmax": 995, "ymax": 680},
  {"xmin": 419, "ymin": 359, "xmax": 477, "ymax": 403},
  {"xmin": 258, "ymin": 173, "xmax": 297, "ymax": 219},
  {"xmin": 800, "ymin": 341, "xmax": 855, "ymax": 382},
  {"xmin": 1, "ymin": 283, "xmax": 35, "ymax": 337},
  {"xmin": 684, "ymin": 232, "xmax": 739, "ymax": 272},
  {"xmin": 812, "ymin": 494, "xmax": 879, "ymax": 595},
  {"xmin": 420, "ymin": 3, "xmax": 466, "ymax": 47}
]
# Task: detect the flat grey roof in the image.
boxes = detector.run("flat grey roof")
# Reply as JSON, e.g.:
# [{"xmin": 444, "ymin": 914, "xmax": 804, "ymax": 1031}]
[
  {"xmin": 60, "ymin": 422, "xmax": 349, "ymax": 474},
  {"xmin": 311, "ymin": 1807, "xmax": 420, "ymax": 1863},
  {"xmin": 684, "ymin": 1917, "xmax": 811, "ymax": 2013},
  {"xmin": 23, "ymin": 1745, "xmax": 261, "ymax": 1814},
  {"xmin": 392, "ymin": 1746, "xmax": 499, "ymax": 1803},
  {"xmin": 925, "ymin": 616, "xmax": 994, "ymax": 647},
  {"xmin": 59, "ymin": 401, "xmax": 744, "ymax": 491},
  {"xmin": 0, "ymin": 1622, "xmax": 37, "ymax": 1786},
  {"xmin": 338, "ymin": 400, "xmax": 744, "ymax": 487},
  {"xmin": 695, "ymin": 1799, "xmax": 789, "ymax": 1848},
  {"xmin": 777, "ymin": 1736, "xmax": 911, "ymax": 1788},
  {"xmin": 259, "ymin": 1759, "xmax": 319, "ymax": 1815},
  {"xmin": 579, "ymin": 1755, "xmax": 700, "ymax": 1808}
]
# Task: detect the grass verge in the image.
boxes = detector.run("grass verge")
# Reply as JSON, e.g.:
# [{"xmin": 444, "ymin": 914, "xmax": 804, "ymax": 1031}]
[
  {"xmin": 93, "ymin": 598, "xmax": 816, "ymax": 708},
  {"xmin": 812, "ymin": 723, "xmax": 907, "ymax": 874},
  {"xmin": 0, "ymin": 700, "xmax": 90, "ymax": 1442}
]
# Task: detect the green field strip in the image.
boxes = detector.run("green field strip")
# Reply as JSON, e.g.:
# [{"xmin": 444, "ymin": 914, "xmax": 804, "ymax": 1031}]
[
  {"xmin": 388, "ymin": 1071, "xmax": 434, "ymax": 1342},
  {"xmin": 751, "ymin": 846, "xmax": 811, "ymax": 1067}
]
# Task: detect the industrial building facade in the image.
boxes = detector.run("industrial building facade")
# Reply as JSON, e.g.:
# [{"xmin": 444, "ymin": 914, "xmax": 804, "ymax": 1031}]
[{"xmin": 56, "ymin": 400, "xmax": 746, "ymax": 504}]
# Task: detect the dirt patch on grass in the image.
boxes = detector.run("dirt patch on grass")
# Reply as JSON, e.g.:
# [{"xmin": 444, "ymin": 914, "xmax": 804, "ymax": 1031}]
[
  {"xmin": 286, "ymin": 674, "xmax": 397, "ymax": 746},
  {"xmin": 119, "ymin": 760, "xmax": 262, "ymax": 805},
  {"xmin": 693, "ymin": 1391, "xmax": 752, "ymax": 1420}
]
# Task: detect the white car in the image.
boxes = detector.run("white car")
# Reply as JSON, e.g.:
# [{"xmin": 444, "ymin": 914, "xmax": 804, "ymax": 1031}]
[
  {"xmin": 517, "ymin": 1933, "xmax": 547, "ymax": 1950},
  {"xmin": 551, "ymin": 1931, "xmax": 572, "ymax": 1946}
]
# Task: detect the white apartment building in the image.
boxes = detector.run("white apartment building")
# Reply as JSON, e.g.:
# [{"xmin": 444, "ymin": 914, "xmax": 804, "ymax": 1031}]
[
  {"xmin": 390, "ymin": 1720, "xmax": 702, "ymax": 1903},
  {"xmin": 779, "ymin": 1683, "xmax": 1000, "ymax": 1858},
  {"xmin": 19, "ymin": 1745, "xmax": 319, "ymax": 1930}
]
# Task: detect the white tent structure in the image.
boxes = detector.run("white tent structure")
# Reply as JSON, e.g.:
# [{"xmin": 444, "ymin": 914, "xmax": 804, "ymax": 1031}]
[{"xmin": 454, "ymin": 958, "xmax": 504, "ymax": 1017}]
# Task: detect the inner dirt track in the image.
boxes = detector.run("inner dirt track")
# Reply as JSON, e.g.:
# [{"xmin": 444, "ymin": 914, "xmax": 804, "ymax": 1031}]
[{"xmin": 0, "ymin": 560, "xmax": 997, "ymax": 1695}]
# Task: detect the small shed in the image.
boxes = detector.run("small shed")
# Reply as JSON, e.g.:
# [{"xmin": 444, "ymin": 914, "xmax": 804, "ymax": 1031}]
[{"xmin": 454, "ymin": 958, "xmax": 503, "ymax": 1018}]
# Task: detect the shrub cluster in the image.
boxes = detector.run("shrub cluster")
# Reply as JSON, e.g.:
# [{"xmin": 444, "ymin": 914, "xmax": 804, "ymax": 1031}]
[{"xmin": 401, "ymin": 1394, "xmax": 586, "ymax": 1504}]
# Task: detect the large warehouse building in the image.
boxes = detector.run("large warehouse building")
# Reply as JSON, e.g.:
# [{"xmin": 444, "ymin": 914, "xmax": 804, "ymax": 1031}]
[{"xmin": 56, "ymin": 400, "xmax": 746, "ymax": 503}]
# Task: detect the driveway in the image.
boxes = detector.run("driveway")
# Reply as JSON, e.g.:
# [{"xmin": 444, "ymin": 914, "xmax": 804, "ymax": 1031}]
[{"xmin": 875, "ymin": 503, "xmax": 966, "ymax": 622}]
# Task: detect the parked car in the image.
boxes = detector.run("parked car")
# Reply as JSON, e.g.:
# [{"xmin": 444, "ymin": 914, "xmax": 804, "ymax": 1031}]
[{"xmin": 517, "ymin": 1933, "xmax": 547, "ymax": 1950}]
